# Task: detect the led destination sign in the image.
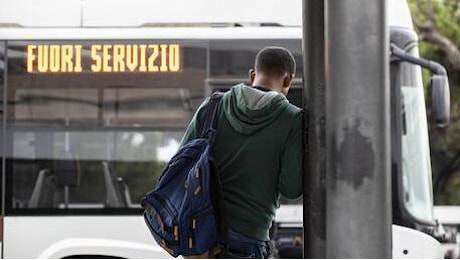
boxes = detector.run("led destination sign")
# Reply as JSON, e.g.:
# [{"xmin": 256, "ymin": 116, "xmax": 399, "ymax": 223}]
[{"xmin": 26, "ymin": 43, "xmax": 181, "ymax": 73}]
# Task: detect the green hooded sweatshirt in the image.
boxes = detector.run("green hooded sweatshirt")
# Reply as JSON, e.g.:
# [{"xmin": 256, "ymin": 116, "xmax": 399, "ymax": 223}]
[{"xmin": 180, "ymin": 83, "xmax": 303, "ymax": 241}]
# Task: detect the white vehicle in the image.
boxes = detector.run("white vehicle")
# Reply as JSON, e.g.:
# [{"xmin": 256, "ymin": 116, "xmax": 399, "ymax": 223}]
[
  {"xmin": 434, "ymin": 206, "xmax": 460, "ymax": 258},
  {"xmin": 0, "ymin": 0, "xmax": 447, "ymax": 258}
]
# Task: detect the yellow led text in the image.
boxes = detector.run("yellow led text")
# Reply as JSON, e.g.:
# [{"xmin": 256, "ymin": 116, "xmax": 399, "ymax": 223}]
[
  {"xmin": 27, "ymin": 43, "xmax": 181, "ymax": 73},
  {"xmin": 27, "ymin": 44, "xmax": 83, "ymax": 73}
]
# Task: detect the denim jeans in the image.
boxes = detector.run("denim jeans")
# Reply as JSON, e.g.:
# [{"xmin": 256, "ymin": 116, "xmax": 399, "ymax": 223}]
[{"xmin": 215, "ymin": 229, "xmax": 271, "ymax": 259}]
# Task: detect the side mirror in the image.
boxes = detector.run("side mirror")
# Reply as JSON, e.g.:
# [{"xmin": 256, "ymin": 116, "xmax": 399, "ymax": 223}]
[
  {"xmin": 430, "ymin": 75, "xmax": 450, "ymax": 127},
  {"xmin": 390, "ymin": 43, "xmax": 451, "ymax": 127}
]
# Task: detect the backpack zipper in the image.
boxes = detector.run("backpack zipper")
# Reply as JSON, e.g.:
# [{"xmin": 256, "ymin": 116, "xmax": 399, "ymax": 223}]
[
  {"xmin": 152, "ymin": 194, "xmax": 179, "ymax": 241},
  {"xmin": 153, "ymin": 194, "xmax": 177, "ymax": 218}
]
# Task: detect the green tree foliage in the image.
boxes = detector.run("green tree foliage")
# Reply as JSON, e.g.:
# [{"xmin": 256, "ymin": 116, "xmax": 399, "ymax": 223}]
[{"xmin": 409, "ymin": 0, "xmax": 460, "ymax": 204}]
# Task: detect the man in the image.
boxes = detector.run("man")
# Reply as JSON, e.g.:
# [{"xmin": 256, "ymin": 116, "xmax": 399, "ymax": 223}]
[{"xmin": 180, "ymin": 46, "xmax": 303, "ymax": 259}]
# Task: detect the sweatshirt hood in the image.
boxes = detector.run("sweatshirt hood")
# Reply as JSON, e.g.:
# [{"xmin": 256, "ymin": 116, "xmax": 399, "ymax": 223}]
[{"xmin": 223, "ymin": 83, "xmax": 289, "ymax": 135}]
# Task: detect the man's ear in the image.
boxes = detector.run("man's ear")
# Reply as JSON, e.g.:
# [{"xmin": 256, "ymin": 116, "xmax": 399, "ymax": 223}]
[
  {"xmin": 249, "ymin": 69, "xmax": 256, "ymax": 84},
  {"xmin": 283, "ymin": 73, "xmax": 294, "ymax": 88}
]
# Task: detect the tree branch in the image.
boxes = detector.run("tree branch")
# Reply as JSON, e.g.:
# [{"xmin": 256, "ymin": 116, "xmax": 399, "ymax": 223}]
[
  {"xmin": 418, "ymin": 28, "xmax": 460, "ymax": 71},
  {"xmin": 434, "ymin": 149, "xmax": 460, "ymax": 194},
  {"xmin": 412, "ymin": 14, "xmax": 432, "ymax": 32},
  {"xmin": 412, "ymin": 0, "xmax": 460, "ymax": 71}
]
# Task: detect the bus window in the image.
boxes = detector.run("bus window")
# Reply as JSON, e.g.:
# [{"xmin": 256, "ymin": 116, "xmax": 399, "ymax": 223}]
[
  {"xmin": 210, "ymin": 39, "xmax": 303, "ymax": 79},
  {"xmin": 5, "ymin": 39, "xmax": 304, "ymax": 214},
  {"xmin": 209, "ymin": 39, "xmax": 303, "ymax": 108},
  {"xmin": 400, "ymin": 46, "xmax": 434, "ymax": 223},
  {"xmin": 5, "ymin": 40, "xmax": 207, "ymax": 214}
]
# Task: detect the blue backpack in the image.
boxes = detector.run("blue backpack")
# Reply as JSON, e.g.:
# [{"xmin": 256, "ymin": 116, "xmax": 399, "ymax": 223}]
[{"xmin": 142, "ymin": 93, "xmax": 224, "ymax": 257}]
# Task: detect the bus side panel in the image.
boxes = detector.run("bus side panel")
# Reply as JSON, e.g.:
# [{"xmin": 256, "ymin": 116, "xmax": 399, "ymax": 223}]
[{"xmin": 3, "ymin": 216, "xmax": 168, "ymax": 258}]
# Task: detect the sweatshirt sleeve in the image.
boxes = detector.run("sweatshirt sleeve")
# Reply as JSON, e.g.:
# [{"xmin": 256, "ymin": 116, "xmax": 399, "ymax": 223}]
[
  {"xmin": 179, "ymin": 97, "xmax": 210, "ymax": 147},
  {"xmin": 279, "ymin": 111, "xmax": 303, "ymax": 199}
]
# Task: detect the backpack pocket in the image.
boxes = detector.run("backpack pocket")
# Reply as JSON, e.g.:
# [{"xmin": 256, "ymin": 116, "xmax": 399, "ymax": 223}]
[
  {"xmin": 142, "ymin": 195, "xmax": 180, "ymax": 257},
  {"xmin": 184, "ymin": 206, "xmax": 218, "ymax": 255}
]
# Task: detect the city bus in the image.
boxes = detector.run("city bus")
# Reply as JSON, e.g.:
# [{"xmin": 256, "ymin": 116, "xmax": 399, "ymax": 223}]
[
  {"xmin": 0, "ymin": 27, "xmax": 305, "ymax": 260},
  {"xmin": 0, "ymin": 0, "xmax": 447, "ymax": 258}
]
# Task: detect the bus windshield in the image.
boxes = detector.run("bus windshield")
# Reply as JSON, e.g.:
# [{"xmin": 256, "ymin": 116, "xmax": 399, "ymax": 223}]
[{"xmin": 400, "ymin": 46, "xmax": 435, "ymax": 223}]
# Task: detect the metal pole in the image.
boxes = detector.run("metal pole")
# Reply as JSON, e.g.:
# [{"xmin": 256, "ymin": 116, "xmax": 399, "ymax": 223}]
[
  {"xmin": 325, "ymin": 0, "xmax": 391, "ymax": 258},
  {"xmin": 302, "ymin": 0, "xmax": 326, "ymax": 258}
]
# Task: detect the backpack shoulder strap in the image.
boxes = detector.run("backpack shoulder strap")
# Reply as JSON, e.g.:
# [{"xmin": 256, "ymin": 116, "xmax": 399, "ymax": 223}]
[
  {"xmin": 199, "ymin": 92, "xmax": 229, "ymax": 241},
  {"xmin": 200, "ymin": 92, "xmax": 224, "ymax": 139}
]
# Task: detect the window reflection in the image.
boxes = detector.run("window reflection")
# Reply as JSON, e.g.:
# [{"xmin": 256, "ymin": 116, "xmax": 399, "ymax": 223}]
[
  {"xmin": 7, "ymin": 40, "xmax": 207, "ymax": 213},
  {"xmin": 103, "ymin": 88, "xmax": 192, "ymax": 127},
  {"xmin": 13, "ymin": 88, "xmax": 98, "ymax": 125},
  {"xmin": 11, "ymin": 131, "xmax": 182, "ymax": 209}
]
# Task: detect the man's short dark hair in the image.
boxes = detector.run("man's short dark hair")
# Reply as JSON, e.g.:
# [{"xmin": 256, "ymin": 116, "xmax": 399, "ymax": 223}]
[{"xmin": 254, "ymin": 46, "xmax": 296, "ymax": 76}]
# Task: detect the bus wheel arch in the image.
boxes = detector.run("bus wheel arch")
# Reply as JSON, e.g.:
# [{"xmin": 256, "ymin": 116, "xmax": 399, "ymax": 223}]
[
  {"xmin": 62, "ymin": 255, "xmax": 125, "ymax": 259},
  {"xmin": 38, "ymin": 238, "xmax": 167, "ymax": 259}
]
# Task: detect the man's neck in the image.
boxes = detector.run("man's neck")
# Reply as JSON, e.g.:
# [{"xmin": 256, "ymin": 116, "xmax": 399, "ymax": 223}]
[
  {"xmin": 253, "ymin": 86, "xmax": 272, "ymax": 92},
  {"xmin": 252, "ymin": 79, "xmax": 282, "ymax": 93}
]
